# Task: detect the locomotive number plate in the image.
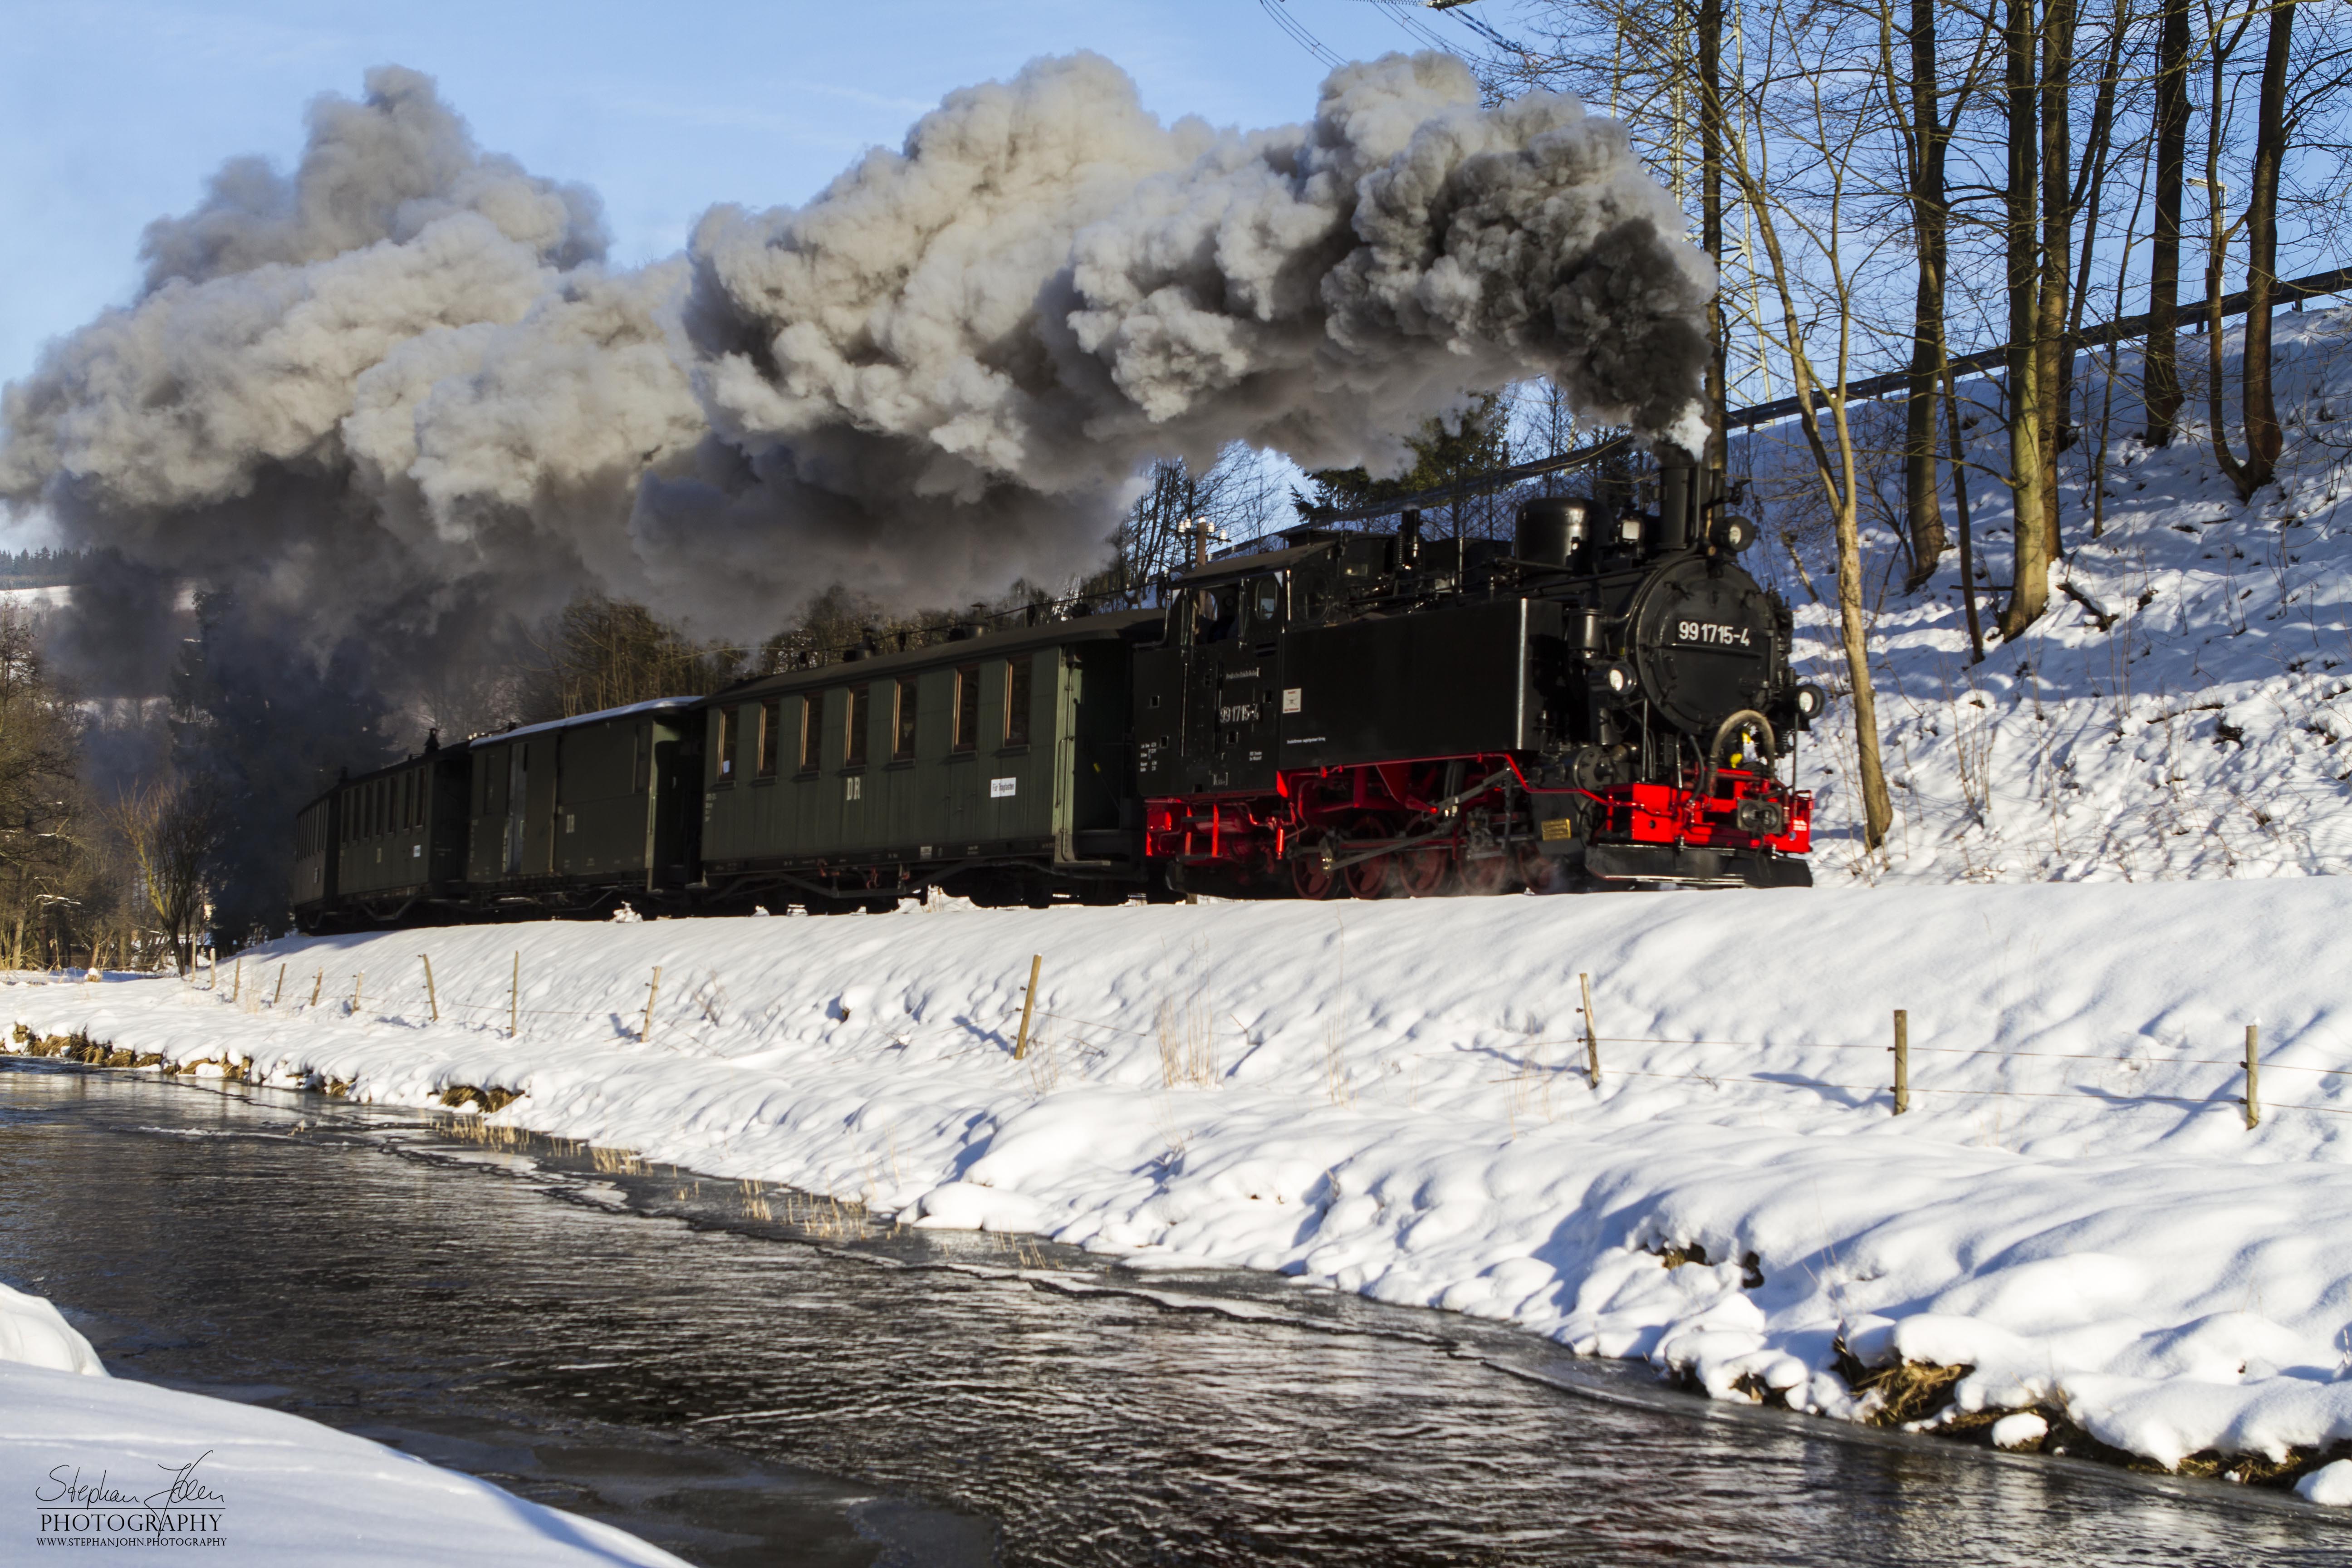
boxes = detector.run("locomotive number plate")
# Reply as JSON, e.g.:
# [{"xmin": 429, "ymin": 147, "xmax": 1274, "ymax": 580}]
[{"xmin": 1676, "ymin": 619, "xmax": 1752, "ymax": 647}]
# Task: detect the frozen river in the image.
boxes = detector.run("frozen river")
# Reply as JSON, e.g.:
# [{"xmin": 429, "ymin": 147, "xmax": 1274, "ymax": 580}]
[{"xmin": 0, "ymin": 1058, "xmax": 2339, "ymax": 1566}]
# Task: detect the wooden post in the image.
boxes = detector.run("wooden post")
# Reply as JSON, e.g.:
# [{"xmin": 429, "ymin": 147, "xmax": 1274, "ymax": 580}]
[
  {"xmin": 274, "ymin": 964, "xmax": 285, "ymax": 1005},
  {"xmin": 1014, "ymin": 954, "xmax": 1042, "ymax": 1060},
  {"xmin": 1579, "ymin": 972, "xmax": 1600, "ymax": 1087},
  {"xmin": 641, "ymin": 965, "xmax": 662, "ymax": 1043},
  {"xmin": 311, "ymin": 969, "xmax": 323, "ymax": 1007},
  {"xmin": 510, "ymin": 952, "xmax": 520, "ymax": 1039},
  {"xmin": 2244, "ymin": 1023, "xmax": 2260, "ymax": 1130},
  {"xmin": 420, "ymin": 955, "xmax": 439, "ymax": 1023},
  {"xmin": 209, "ymin": 953, "xmax": 218, "ymax": 991},
  {"xmin": 353, "ymin": 972, "xmax": 363, "ymax": 1013},
  {"xmin": 232, "ymin": 957, "xmax": 241, "ymax": 1003},
  {"xmin": 1892, "ymin": 1009, "xmax": 1911, "ymax": 1115}
]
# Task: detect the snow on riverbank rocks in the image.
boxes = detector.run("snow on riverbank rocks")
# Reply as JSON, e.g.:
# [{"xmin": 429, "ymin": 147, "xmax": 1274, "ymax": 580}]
[
  {"xmin": 15, "ymin": 883, "xmax": 2352, "ymax": 1493},
  {"xmin": 0, "ymin": 1283, "xmax": 686, "ymax": 1562}
]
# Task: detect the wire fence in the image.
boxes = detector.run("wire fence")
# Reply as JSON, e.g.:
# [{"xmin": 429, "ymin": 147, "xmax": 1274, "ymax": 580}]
[{"xmin": 15, "ymin": 954, "xmax": 2337, "ymax": 1128}]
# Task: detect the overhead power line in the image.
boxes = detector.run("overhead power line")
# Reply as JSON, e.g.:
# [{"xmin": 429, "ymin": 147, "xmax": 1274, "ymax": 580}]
[{"xmin": 1257, "ymin": 0, "xmax": 1345, "ymax": 67}]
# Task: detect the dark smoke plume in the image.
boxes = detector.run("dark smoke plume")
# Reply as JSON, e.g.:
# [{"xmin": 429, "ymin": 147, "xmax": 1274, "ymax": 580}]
[{"xmin": 0, "ymin": 54, "xmax": 1712, "ymax": 935}]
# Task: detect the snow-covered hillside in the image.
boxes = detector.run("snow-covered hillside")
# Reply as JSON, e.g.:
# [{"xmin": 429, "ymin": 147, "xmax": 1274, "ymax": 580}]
[
  {"xmin": 1749, "ymin": 303, "xmax": 2352, "ymax": 882},
  {"xmin": 11, "ymin": 879, "xmax": 2352, "ymax": 1494}
]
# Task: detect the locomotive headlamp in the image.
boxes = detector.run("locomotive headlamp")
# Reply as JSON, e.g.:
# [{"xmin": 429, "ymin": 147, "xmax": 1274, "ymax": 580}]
[
  {"xmin": 1617, "ymin": 516, "xmax": 1642, "ymax": 546},
  {"xmin": 1793, "ymin": 683, "xmax": 1827, "ymax": 718},
  {"xmin": 1710, "ymin": 513, "xmax": 1758, "ymax": 554},
  {"xmin": 1606, "ymin": 665, "xmax": 1629, "ymax": 693}
]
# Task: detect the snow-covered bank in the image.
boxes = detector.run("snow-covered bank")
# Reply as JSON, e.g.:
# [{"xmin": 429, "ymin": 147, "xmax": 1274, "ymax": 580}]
[
  {"xmin": 14, "ymin": 885, "xmax": 2352, "ymax": 1492},
  {"xmin": 1753, "ymin": 303, "xmax": 2352, "ymax": 884},
  {"xmin": 0, "ymin": 1279, "xmax": 686, "ymax": 1563}
]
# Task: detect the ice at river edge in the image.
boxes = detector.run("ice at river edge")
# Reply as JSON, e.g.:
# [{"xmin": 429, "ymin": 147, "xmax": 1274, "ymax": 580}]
[{"xmin": 0, "ymin": 1276, "xmax": 686, "ymax": 1563}]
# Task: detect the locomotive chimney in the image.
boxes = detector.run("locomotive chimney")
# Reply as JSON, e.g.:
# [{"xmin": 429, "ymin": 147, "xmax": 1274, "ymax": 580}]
[
  {"xmin": 1398, "ymin": 509, "xmax": 1423, "ymax": 570},
  {"xmin": 1651, "ymin": 458, "xmax": 1695, "ymax": 554}
]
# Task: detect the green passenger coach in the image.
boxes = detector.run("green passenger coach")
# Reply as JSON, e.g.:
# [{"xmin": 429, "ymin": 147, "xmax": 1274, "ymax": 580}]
[
  {"xmin": 697, "ymin": 611, "xmax": 1160, "ymax": 907},
  {"xmin": 461, "ymin": 699, "xmax": 700, "ymax": 909}
]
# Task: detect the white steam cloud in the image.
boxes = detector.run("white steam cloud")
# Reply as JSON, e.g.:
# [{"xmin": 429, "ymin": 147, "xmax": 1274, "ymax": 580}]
[{"xmin": 3, "ymin": 52, "xmax": 1710, "ymax": 658}]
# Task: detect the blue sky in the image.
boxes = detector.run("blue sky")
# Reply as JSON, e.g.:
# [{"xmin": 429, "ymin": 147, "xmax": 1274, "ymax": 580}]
[{"xmin": 0, "ymin": 0, "xmax": 1490, "ymax": 404}]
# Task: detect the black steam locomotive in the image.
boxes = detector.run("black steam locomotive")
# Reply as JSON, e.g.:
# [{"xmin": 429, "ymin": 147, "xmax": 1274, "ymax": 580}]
[{"xmin": 292, "ymin": 454, "xmax": 1821, "ymax": 929}]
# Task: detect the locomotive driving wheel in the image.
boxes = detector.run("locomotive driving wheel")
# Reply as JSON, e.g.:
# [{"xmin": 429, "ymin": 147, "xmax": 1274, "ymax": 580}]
[
  {"xmin": 1453, "ymin": 849, "xmax": 1515, "ymax": 897},
  {"xmin": 1343, "ymin": 850, "xmax": 1392, "ymax": 899},
  {"xmin": 1394, "ymin": 843, "xmax": 1449, "ymax": 897},
  {"xmin": 1291, "ymin": 846, "xmax": 1343, "ymax": 900}
]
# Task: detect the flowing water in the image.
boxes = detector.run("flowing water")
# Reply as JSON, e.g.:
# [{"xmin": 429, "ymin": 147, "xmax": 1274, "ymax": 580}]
[{"xmin": 0, "ymin": 1058, "xmax": 2343, "ymax": 1567}]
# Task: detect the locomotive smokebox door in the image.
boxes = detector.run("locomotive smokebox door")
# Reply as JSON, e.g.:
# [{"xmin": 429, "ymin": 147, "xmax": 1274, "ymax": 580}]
[{"xmin": 1625, "ymin": 556, "xmax": 1782, "ymax": 735}]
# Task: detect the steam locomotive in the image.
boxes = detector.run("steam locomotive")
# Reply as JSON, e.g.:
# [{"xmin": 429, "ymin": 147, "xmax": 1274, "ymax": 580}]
[{"xmin": 291, "ymin": 453, "xmax": 1823, "ymax": 929}]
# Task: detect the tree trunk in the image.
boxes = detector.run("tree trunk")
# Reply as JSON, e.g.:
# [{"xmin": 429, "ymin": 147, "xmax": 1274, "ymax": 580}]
[
  {"xmin": 1901, "ymin": 0, "xmax": 1950, "ymax": 591},
  {"xmin": 2144, "ymin": 0, "xmax": 2191, "ymax": 443},
  {"xmin": 1834, "ymin": 484, "xmax": 1895, "ymax": 851},
  {"xmin": 2204, "ymin": 20, "xmax": 2254, "ymax": 499},
  {"xmin": 1943, "ymin": 355, "xmax": 1986, "ymax": 665},
  {"xmin": 2239, "ymin": 0, "xmax": 2297, "ymax": 492},
  {"xmin": 2034, "ymin": 0, "xmax": 2075, "ymax": 560},
  {"xmin": 1700, "ymin": 0, "xmax": 1726, "ymax": 476},
  {"xmin": 2001, "ymin": 0, "xmax": 2051, "ymax": 638}
]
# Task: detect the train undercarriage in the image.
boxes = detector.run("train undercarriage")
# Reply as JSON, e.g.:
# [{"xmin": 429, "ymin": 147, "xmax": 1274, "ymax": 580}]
[{"xmin": 1146, "ymin": 754, "xmax": 1813, "ymax": 899}]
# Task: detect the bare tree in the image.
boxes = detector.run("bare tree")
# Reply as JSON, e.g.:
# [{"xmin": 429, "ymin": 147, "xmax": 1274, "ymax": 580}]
[
  {"xmin": 1716, "ymin": 5, "xmax": 1899, "ymax": 851},
  {"xmin": 105, "ymin": 774, "xmax": 224, "ymax": 976}
]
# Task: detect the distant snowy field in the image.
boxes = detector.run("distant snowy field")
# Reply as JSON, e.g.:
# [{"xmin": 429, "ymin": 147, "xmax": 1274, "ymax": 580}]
[
  {"xmin": 0, "ymin": 1280, "xmax": 684, "ymax": 1564},
  {"xmin": 10, "ymin": 877, "xmax": 2352, "ymax": 1494}
]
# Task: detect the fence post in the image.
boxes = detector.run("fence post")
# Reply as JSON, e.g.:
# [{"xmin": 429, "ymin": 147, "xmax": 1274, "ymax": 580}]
[
  {"xmin": 232, "ymin": 957, "xmax": 241, "ymax": 1002},
  {"xmin": 274, "ymin": 964, "xmax": 285, "ymax": 1006},
  {"xmin": 1579, "ymin": 972, "xmax": 1601, "ymax": 1087},
  {"xmin": 310, "ymin": 969, "xmax": 323, "ymax": 1008},
  {"xmin": 1892, "ymin": 1009, "xmax": 1910, "ymax": 1115},
  {"xmin": 641, "ymin": 966, "xmax": 662, "ymax": 1044},
  {"xmin": 352, "ymin": 972, "xmax": 363, "ymax": 1014},
  {"xmin": 2244, "ymin": 1023, "xmax": 2260, "ymax": 1130},
  {"xmin": 420, "ymin": 955, "xmax": 439, "ymax": 1023},
  {"xmin": 510, "ymin": 952, "xmax": 520, "ymax": 1039},
  {"xmin": 1014, "ymin": 955, "xmax": 1043, "ymax": 1061}
]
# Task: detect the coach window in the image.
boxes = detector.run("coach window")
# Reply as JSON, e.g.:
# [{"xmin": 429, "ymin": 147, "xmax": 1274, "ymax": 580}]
[
  {"xmin": 952, "ymin": 665, "xmax": 980, "ymax": 753},
  {"xmin": 797, "ymin": 694, "xmax": 821, "ymax": 773},
  {"xmin": 716, "ymin": 706, "xmax": 739, "ymax": 782},
  {"xmin": 892, "ymin": 676, "xmax": 919, "ymax": 760},
  {"xmin": 757, "ymin": 699, "xmax": 779, "ymax": 779},
  {"xmin": 1003, "ymin": 655, "xmax": 1033, "ymax": 748},
  {"xmin": 845, "ymin": 685, "xmax": 870, "ymax": 767}
]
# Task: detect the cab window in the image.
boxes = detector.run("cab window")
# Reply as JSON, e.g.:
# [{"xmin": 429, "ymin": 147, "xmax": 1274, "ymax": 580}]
[
  {"xmin": 1194, "ymin": 584, "xmax": 1240, "ymax": 645},
  {"xmin": 1243, "ymin": 574, "xmax": 1283, "ymax": 636}
]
